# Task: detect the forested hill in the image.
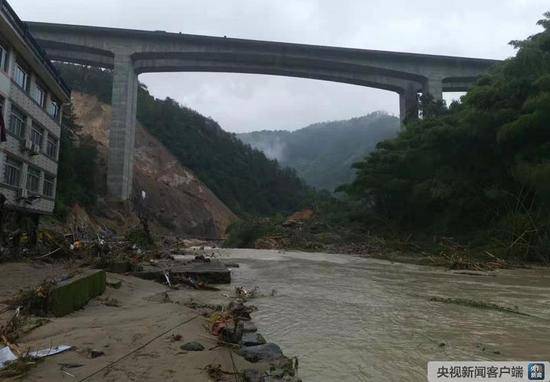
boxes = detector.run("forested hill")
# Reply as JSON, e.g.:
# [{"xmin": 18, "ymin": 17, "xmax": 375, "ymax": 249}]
[
  {"xmin": 342, "ymin": 12, "xmax": 550, "ymax": 261},
  {"xmin": 55, "ymin": 63, "xmax": 312, "ymax": 216},
  {"xmin": 238, "ymin": 113, "xmax": 400, "ymax": 191}
]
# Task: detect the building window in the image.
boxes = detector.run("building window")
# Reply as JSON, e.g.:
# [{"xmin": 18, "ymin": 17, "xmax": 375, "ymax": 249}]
[
  {"xmin": 48, "ymin": 98, "xmax": 60, "ymax": 121},
  {"xmin": 8, "ymin": 106, "xmax": 26, "ymax": 138},
  {"xmin": 4, "ymin": 157, "xmax": 21, "ymax": 186},
  {"xmin": 30, "ymin": 123, "xmax": 43, "ymax": 148},
  {"xmin": 0, "ymin": 44, "xmax": 8, "ymax": 72},
  {"xmin": 14, "ymin": 63, "xmax": 30, "ymax": 91},
  {"xmin": 26, "ymin": 167, "xmax": 40, "ymax": 193},
  {"xmin": 32, "ymin": 83, "xmax": 46, "ymax": 108},
  {"xmin": 43, "ymin": 174, "xmax": 55, "ymax": 197},
  {"xmin": 46, "ymin": 135, "xmax": 58, "ymax": 158}
]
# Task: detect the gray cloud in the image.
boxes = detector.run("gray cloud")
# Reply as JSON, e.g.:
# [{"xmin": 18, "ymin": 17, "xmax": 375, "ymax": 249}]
[{"xmin": 14, "ymin": 0, "xmax": 549, "ymax": 132}]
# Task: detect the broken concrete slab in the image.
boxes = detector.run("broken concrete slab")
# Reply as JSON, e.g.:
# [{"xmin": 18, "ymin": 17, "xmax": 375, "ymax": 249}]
[
  {"xmin": 171, "ymin": 261, "xmax": 230, "ymax": 284},
  {"xmin": 48, "ymin": 270, "xmax": 106, "ymax": 317},
  {"xmin": 133, "ymin": 260, "xmax": 231, "ymax": 284}
]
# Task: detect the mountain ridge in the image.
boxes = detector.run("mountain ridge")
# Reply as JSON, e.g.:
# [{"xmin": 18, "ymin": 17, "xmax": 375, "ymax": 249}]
[{"xmin": 238, "ymin": 112, "xmax": 400, "ymax": 191}]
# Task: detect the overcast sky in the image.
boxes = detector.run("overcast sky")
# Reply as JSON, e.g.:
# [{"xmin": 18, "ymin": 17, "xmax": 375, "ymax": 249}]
[{"xmin": 14, "ymin": 0, "xmax": 550, "ymax": 132}]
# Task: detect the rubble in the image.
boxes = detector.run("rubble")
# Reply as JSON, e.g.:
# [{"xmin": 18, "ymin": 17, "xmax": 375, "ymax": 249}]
[
  {"xmin": 235, "ymin": 286, "xmax": 259, "ymax": 300},
  {"xmin": 0, "ymin": 344, "xmax": 72, "ymax": 378},
  {"xmin": 282, "ymin": 208, "xmax": 314, "ymax": 227},
  {"xmin": 0, "ymin": 217, "xmax": 299, "ymax": 380}
]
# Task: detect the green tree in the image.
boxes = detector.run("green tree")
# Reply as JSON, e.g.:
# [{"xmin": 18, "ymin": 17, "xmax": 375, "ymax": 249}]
[
  {"xmin": 343, "ymin": 12, "xmax": 550, "ymax": 261},
  {"xmin": 55, "ymin": 102, "xmax": 100, "ymax": 216}
]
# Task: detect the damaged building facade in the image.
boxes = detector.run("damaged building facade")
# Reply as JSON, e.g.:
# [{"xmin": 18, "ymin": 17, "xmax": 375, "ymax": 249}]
[{"xmin": 0, "ymin": 1, "xmax": 70, "ymax": 215}]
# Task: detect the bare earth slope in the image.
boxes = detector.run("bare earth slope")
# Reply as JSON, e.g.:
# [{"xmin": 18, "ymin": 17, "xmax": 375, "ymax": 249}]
[{"xmin": 72, "ymin": 92, "xmax": 237, "ymax": 238}]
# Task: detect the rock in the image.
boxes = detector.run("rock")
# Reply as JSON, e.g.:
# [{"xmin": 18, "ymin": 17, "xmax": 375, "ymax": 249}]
[
  {"xmin": 180, "ymin": 341, "xmax": 205, "ymax": 351},
  {"xmin": 242, "ymin": 368, "xmax": 262, "ymax": 382},
  {"xmin": 270, "ymin": 368, "xmax": 286, "ymax": 378},
  {"xmin": 240, "ymin": 332, "xmax": 266, "ymax": 347},
  {"xmin": 243, "ymin": 321, "xmax": 258, "ymax": 333},
  {"xmin": 222, "ymin": 322, "xmax": 244, "ymax": 344},
  {"xmin": 239, "ymin": 343, "xmax": 283, "ymax": 363}
]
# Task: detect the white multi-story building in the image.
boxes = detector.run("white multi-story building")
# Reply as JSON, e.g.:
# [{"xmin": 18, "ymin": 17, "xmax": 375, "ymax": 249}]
[{"xmin": 0, "ymin": 1, "xmax": 70, "ymax": 215}]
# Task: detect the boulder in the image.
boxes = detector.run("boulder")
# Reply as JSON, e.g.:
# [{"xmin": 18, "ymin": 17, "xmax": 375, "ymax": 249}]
[
  {"xmin": 239, "ymin": 343, "xmax": 283, "ymax": 363},
  {"xmin": 243, "ymin": 321, "xmax": 258, "ymax": 333},
  {"xmin": 240, "ymin": 332, "xmax": 266, "ymax": 347},
  {"xmin": 222, "ymin": 321, "xmax": 244, "ymax": 344}
]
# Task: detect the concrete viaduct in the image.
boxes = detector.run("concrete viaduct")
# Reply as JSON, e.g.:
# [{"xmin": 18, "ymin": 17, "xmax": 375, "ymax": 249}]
[{"xmin": 25, "ymin": 22, "xmax": 499, "ymax": 201}]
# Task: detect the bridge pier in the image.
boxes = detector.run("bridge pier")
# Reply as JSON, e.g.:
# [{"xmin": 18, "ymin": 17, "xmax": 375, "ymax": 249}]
[
  {"xmin": 399, "ymin": 83, "xmax": 419, "ymax": 122},
  {"xmin": 107, "ymin": 55, "xmax": 138, "ymax": 200},
  {"xmin": 423, "ymin": 78, "xmax": 443, "ymax": 101}
]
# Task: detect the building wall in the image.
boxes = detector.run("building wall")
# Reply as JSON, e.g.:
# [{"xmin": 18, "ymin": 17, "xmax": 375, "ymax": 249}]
[{"xmin": 0, "ymin": 38, "xmax": 63, "ymax": 214}]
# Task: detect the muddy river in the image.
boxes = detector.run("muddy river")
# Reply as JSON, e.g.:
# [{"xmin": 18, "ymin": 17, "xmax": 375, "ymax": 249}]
[{"xmin": 217, "ymin": 249, "xmax": 550, "ymax": 381}]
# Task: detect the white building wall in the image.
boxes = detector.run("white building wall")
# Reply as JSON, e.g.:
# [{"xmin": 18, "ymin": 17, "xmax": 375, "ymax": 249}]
[{"xmin": 0, "ymin": 44, "xmax": 62, "ymax": 214}]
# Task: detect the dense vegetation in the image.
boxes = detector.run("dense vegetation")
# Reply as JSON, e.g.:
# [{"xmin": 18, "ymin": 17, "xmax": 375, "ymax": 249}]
[
  {"xmin": 55, "ymin": 103, "xmax": 100, "ymax": 217},
  {"xmin": 55, "ymin": 63, "xmax": 313, "ymax": 216},
  {"xmin": 238, "ymin": 112, "xmax": 400, "ymax": 191},
  {"xmin": 340, "ymin": 12, "xmax": 550, "ymax": 262}
]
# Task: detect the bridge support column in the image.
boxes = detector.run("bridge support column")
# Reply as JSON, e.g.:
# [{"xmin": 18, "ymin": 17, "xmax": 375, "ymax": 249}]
[
  {"xmin": 423, "ymin": 78, "xmax": 443, "ymax": 101},
  {"xmin": 107, "ymin": 54, "xmax": 138, "ymax": 200},
  {"xmin": 399, "ymin": 83, "xmax": 419, "ymax": 122}
]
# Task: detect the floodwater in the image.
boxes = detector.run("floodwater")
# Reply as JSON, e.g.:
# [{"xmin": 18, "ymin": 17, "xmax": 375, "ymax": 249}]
[{"xmin": 218, "ymin": 249, "xmax": 550, "ymax": 381}]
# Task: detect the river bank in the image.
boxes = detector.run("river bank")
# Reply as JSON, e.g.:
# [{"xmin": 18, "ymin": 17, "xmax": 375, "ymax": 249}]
[
  {"xmin": 224, "ymin": 212, "xmax": 544, "ymax": 271},
  {"xmin": 0, "ymin": 248, "xmax": 300, "ymax": 381},
  {"xmin": 2, "ymin": 245, "xmax": 549, "ymax": 381}
]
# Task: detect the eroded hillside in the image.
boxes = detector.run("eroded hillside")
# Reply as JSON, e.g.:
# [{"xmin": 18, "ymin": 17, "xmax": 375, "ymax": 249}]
[{"xmin": 72, "ymin": 92, "xmax": 237, "ymax": 238}]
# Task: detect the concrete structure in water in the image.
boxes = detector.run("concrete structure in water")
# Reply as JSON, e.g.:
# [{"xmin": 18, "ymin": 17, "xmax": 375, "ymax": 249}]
[
  {"xmin": 26, "ymin": 22, "xmax": 499, "ymax": 200},
  {"xmin": 0, "ymin": 4, "xmax": 70, "ymax": 215}
]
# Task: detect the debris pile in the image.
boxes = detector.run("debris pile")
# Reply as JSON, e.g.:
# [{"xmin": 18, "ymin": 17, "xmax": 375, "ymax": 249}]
[
  {"xmin": 0, "ymin": 209, "xmax": 299, "ymax": 380},
  {"xmin": 186, "ymin": 292, "xmax": 301, "ymax": 381}
]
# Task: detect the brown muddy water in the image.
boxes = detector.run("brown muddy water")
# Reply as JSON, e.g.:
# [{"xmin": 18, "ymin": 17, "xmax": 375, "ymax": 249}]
[{"xmin": 217, "ymin": 249, "xmax": 550, "ymax": 381}]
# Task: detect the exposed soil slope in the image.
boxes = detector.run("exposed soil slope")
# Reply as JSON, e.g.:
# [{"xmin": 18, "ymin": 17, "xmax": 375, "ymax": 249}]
[{"xmin": 72, "ymin": 92, "xmax": 237, "ymax": 238}]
